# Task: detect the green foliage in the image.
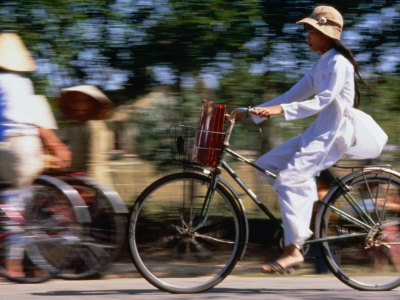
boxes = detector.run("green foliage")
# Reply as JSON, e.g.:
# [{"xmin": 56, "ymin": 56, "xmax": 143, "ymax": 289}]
[{"xmin": 1, "ymin": 1, "xmax": 400, "ymax": 167}]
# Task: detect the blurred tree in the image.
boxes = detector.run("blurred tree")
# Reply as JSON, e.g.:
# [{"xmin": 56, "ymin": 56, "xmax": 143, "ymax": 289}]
[
  {"xmin": 1, "ymin": 0, "xmax": 400, "ymax": 166},
  {"xmin": 104, "ymin": 0, "xmax": 263, "ymax": 97},
  {"xmin": 0, "ymin": 0, "xmax": 399, "ymax": 99},
  {"xmin": 0, "ymin": 0, "xmax": 115, "ymax": 97}
]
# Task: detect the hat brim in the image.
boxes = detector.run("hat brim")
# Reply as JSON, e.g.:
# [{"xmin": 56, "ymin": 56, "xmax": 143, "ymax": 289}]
[
  {"xmin": 58, "ymin": 89, "xmax": 113, "ymax": 121},
  {"xmin": 297, "ymin": 17, "xmax": 341, "ymax": 40}
]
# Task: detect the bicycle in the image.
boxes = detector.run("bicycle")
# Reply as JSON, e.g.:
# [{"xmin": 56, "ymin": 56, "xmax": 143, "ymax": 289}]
[
  {"xmin": 0, "ymin": 175, "xmax": 91, "ymax": 283},
  {"xmin": 128, "ymin": 100, "xmax": 400, "ymax": 293},
  {"xmin": 54, "ymin": 172, "xmax": 128, "ymax": 279}
]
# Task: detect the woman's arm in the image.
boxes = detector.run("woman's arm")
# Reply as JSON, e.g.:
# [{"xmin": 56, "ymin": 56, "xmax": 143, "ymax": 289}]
[
  {"xmin": 251, "ymin": 105, "xmax": 283, "ymax": 119},
  {"xmin": 251, "ymin": 71, "xmax": 314, "ymax": 123},
  {"xmin": 281, "ymin": 59, "xmax": 349, "ymax": 120},
  {"xmin": 38, "ymin": 127, "xmax": 71, "ymax": 169}
]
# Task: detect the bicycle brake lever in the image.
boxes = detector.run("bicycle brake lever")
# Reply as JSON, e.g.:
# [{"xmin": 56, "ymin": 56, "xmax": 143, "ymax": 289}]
[
  {"xmin": 245, "ymin": 107, "xmax": 263, "ymax": 134},
  {"xmin": 232, "ymin": 107, "xmax": 262, "ymax": 133}
]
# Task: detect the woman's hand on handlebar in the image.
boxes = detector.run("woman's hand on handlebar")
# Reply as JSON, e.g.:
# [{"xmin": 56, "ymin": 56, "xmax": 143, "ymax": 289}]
[
  {"xmin": 251, "ymin": 105, "xmax": 283, "ymax": 119},
  {"xmin": 230, "ymin": 104, "xmax": 283, "ymax": 124}
]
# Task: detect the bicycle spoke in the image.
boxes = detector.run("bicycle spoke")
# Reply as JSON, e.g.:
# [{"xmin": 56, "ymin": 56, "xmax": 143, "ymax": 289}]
[
  {"xmin": 321, "ymin": 170, "xmax": 400, "ymax": 291},
  {"xmin": 129, "ymin": 172, "xmax": 245, "ymax": 293},
  {"xmin": 195, "ymin": 233, "xmax": 235, "ymax": 244}
]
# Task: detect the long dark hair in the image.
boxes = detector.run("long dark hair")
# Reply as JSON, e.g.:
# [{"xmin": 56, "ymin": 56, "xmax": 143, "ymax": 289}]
[{"xmin": 332, "ymin": 40, "xmax": 369, "ymax": 108}]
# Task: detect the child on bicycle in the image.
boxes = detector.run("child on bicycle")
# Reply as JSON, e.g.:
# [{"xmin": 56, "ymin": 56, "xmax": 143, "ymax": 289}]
[{"xmin": 233, "ymin": 6, "xmax": 385, "ymax": 274}]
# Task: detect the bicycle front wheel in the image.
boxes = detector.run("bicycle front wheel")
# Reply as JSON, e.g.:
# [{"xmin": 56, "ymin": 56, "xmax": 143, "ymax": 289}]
[
  {"xmin": 320, "ymin": 169, "xmax": 400, "ymax": 291},
  {"xmin": 128, "ymin": 172, "xmax": 247, "ymax": 293}
]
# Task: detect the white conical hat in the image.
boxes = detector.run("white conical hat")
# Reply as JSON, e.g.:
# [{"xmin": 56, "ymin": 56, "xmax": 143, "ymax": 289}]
[
  {"xmin": 59, "ymin": 85, "xmax": 114, "ymax": 120},
  {"xmin": 0, "ymin": 33, "xmax": 36, "ymax": 72}
]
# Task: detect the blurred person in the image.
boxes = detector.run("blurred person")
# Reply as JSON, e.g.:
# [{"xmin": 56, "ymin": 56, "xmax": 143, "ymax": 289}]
[
  {"xmin": 57, "ymin": 85, "xmax": 114, "ymax": 186},
  {"xmin": 232, "ymin": 6, "xmax": 386, "ymax": 273},
  {"xmin": 0, "ymin": 32, "xmax": 70, "ymax": 276}
]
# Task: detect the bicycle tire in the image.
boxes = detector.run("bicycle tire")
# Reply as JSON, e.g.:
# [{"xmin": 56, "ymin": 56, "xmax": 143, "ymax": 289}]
[
  {"xmin": 319, "ymin": 169, "xmax": 400, "ymax": 291},
  {"xmin": 128, "ymin": 172, "xmax": 247, "ymax": 293},
  {"xmin": 57, "ymin": 176, "xmax": 127, "ymax": 279},
  {"xmin": 0, "ymin": 175, "xmax": 90, "ymax": 283}
]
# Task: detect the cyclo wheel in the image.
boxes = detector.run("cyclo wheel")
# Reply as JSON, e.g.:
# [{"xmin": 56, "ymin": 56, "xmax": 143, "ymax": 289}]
[
  {"xmin": 319, "ymin": 168, "xmax": 400, "ymax": 291},
  {"xmin": 128, "ymin": 172, "xmax": 247, "ymax": 293},
  {"xmin": 0, "ymin": 175, "xmax": 90, "ymax": 283},
  {"xmin": 57, "ymin": 176, "xmax": 127, "ymax": 279}
]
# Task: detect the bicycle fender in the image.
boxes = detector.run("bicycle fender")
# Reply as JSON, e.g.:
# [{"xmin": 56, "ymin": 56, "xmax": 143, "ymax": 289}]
[
  {"xmin": 35, "ymin": 175, "xmax": 92, "ymax": 224},
  {"xmin": 64, "ymin": 176, "xmax": 129, "ymax": 214}
]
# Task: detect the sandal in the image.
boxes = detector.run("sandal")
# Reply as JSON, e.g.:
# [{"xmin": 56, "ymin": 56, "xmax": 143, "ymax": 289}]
[{"xmin": 261, "ymin": 261, "xmax": 300, "ymax": 274}]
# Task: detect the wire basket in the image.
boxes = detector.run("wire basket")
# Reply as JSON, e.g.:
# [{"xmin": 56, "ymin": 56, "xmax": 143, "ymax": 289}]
[
  {"xmin": 170, "ymin": 125, "xmax": 196, "ymax": 162},
  {"xmin": 192, "ymin": 100, "xmax": 226, "ymax": 168}
]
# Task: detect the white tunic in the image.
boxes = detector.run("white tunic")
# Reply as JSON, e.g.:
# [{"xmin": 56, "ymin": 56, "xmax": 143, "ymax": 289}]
[
  {"xmin": 253, "ymin": 48, "xmax": 357, "ymax": 247},
  {"xmin": 0, "ymin": 72, "xmax": 57, "ymax": 138},
  {"xmin": 0, "ymin": 72, "xmax": 56, "ymax": 188}
]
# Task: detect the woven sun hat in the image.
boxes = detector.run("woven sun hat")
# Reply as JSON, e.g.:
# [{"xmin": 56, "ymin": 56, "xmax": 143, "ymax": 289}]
[
  {"xmin": 0, "ymin": 32, "xmax": 36, "ymax": 72},
  {"xmin": 58, "ymin": 85, "xmax": 113, "ymax": 121},
  {"xmin": 296, "ymin": 6, "xmax": 344, "ymax": 40}
]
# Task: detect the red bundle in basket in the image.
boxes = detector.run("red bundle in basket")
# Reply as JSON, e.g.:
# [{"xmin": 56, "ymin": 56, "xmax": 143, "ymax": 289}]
[{"xmin": 192, "ymin": 100, "xmax": 226, "ymax": 167}]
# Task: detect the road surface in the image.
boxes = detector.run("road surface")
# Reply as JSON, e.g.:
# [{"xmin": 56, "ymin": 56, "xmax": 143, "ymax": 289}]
[{"xmin": 1, "ymin": 274, "xmax": 398, "ymax": 299}]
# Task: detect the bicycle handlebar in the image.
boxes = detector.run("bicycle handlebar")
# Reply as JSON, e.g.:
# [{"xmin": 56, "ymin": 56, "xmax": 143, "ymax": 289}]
[
  {"xmin": 224, "ymin": 107, "xmax": 260, "ymax": 146},
  {"xmin": 224, "ymin": 107, "xmax": 262, "ymax": 147}
]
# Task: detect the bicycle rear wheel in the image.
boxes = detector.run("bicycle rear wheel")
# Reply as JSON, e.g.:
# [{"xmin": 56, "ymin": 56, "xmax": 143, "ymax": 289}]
[
  {"xmin": 320, "ymin": 169, "xmax": 400, "ymax": 291},
  {"xmin": 128, "ymin": 172, "xmax": 247, "ymax": 293},
  {"xmin": 57, "ymin": 176, "xmax": 127, "ymax": 279},
  {"xmin": 0, "ymin": 176, "xmax": 90, "ymax": 283}
]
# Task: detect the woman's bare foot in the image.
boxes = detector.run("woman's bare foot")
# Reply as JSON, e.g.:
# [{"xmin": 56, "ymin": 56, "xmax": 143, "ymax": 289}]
[{"xmin": 262, "ymin": 244, "xmax": 304, "ymax": 273}]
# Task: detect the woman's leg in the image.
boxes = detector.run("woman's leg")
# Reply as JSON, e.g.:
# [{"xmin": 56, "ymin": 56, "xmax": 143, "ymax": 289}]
[
  {"xmin": 255, "ymin": 136, "xmax": 301, "ymax": 185},
  {"xmin": 262, "ymin": 137, "xmax": 329, "ymax": 272},
  {"xmin": 262, "ymin": 174, "xmax": 317, "ymax": 272}
]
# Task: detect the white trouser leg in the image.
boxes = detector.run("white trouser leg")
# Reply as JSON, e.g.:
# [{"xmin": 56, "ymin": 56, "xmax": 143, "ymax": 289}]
[
  {"xmin": 255, "ymin": 135, "xmax": 331, "ymax": 248},
  {"xmin": 0, "ymin": 135, "xmax": 44, "ymax": 261},
  {"xmin": 274, "ymin": 173, "xmax": 317, "ymax": 248},
  {"xmin": 255, "ymin": 136, "xmax": 301, "ymax": 185}
]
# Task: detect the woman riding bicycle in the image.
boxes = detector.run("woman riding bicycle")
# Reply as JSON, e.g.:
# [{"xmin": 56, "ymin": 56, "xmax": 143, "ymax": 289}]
[{"xmin": 233, "ymin": 6, "xmax": 386, "ymax": 274}]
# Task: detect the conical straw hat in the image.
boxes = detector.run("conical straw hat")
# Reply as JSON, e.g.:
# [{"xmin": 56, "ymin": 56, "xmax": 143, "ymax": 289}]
[
  {"xmin": 0, "ymin": 33, "xmax": 35, "ymax": 72},
  {"xmin": 59, "ymin": 85, "xmax": 114, "ymax": 120}
]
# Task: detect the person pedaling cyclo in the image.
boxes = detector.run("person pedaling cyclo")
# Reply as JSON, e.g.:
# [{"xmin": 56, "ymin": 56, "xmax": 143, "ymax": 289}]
[{"xmin": 0, "ymin": 32, "xmax": 71, "ymax": 277}]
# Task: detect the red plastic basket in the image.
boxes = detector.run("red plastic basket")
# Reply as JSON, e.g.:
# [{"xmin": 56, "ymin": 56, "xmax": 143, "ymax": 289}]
[{"xmin": 192, "ymin": 100, "xmax": 226, "ymax": 168}]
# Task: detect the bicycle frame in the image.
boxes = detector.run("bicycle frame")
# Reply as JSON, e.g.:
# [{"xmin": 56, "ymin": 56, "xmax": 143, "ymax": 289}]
[{"xmin": 189, "ymin": 115, "xmax": 395, "ymax": 247}]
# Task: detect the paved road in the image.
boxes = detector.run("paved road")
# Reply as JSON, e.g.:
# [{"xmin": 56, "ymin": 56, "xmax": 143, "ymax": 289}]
[{"xmin": 1, "ymin": 275, "xmax": 399, "ymax": 299}]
